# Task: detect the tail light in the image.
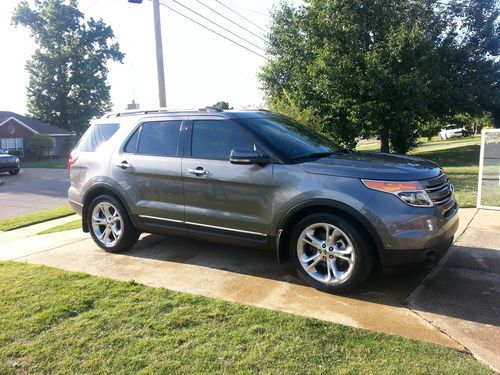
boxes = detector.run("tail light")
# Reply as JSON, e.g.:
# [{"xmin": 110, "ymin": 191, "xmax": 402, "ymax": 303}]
[{"xmin": 68, "ymin": 154, "xmax": 79, "ymax": 172}]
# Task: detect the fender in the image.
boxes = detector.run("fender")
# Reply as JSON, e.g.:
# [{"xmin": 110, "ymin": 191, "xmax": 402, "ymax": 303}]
[
  {"xmin": 81, "ymin": 182, "xmax": 136, "ymax": 232},
  {"xmin": 275, "ymin": 198, "xmax": 385, "ymax": 263}
]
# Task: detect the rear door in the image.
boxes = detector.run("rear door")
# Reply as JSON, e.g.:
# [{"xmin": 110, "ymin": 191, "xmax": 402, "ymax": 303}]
[
  {"xmin": 110, "ymin": 117, "xmax": 186, "ymax": 236},
  {"xmin": 182, "ymin": 117, "xmax": 274, "ymax": 248}
]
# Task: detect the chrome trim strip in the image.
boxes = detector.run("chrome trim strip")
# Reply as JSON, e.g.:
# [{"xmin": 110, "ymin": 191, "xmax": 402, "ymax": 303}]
[
  {"xmin": 139, "ymin": 215, "xmax": 183, "ymax": 224},
  {"xmin": 186, "ymin": 221, "xmax": 268, "ymax": 237},
  {"xmin": 69, "ymin": 199, "xmax": 84, "ymax": 207},
  {"xmin": 138, "ymin": 215, "xmax": 268, "ymax": 237}
]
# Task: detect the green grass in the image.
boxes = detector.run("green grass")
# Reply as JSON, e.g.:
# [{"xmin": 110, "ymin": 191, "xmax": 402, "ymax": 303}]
[
  {"xmin": 21, "ymin": 159, "xmax": 67, "ymax": 169},
  {"xmin": 356, "ymin": 136, "xmax": 481, "ymax": 207},
  {"xmin": 0, "ymin": 262, "xmax": 492, "ymax": 375},
  {"xmin": 413, "ymin": 138, "xmax": 480, "ymax": 208},
  {"xmin": 0, "ymin": 206, "xmax": 74, "ymax": 232},
  {"xmin": 37, "ymin": 219, "xmax": 81, "ymax": 235}
]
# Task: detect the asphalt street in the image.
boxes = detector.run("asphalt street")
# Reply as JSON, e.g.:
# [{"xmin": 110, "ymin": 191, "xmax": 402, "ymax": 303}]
[{"xmin": 0, "ymin": 168, "xmax": 69, "ymax": 219}]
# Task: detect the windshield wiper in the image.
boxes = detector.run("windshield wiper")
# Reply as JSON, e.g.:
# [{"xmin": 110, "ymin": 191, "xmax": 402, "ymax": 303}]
[
  {"xmin": 292, "ymin": 148, "xmax": 355, "ymax": 161},
  {"xmin": 292, "ymin": 152, "xmax": 336, "ymax": 161}
]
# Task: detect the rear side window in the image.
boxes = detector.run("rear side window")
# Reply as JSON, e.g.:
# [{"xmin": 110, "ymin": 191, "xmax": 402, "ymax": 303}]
[
  {"xmin": 133, "ymin": 120, "xmax": 182, "ymax": 157},
  {"xmin": 77, "ymin": 123, "xmax": 119, "ymax": 152},
  {"xmin": 124, "ymin": 127, "xmax": 140, "ymax": 153}
]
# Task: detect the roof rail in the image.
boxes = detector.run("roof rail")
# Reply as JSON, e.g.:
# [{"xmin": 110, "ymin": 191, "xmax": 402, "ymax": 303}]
[{"xmin": 103, "ymin": 106, "xmax": 224, "ymax": 118}]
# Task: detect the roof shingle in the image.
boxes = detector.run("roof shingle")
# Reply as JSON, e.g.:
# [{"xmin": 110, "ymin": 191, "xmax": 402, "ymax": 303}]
[{"xmin": 0, "ymin": 111, "xmax": 73, "ymax": 135}]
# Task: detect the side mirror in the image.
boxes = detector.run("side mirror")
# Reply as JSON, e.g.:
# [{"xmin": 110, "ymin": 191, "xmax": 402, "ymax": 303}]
[{"xmin": 230, "ymin": 149, "xmax": 272, "ymax": 165}]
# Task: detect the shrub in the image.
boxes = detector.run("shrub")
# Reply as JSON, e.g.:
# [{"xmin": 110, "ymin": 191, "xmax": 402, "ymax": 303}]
[
  {"xmin": 8, "ymin": 150, "xmax": 24, "ymax": 158},
  {"xmin": 26, "ymin": 135, "xmax": 53, "ymax": 159}
]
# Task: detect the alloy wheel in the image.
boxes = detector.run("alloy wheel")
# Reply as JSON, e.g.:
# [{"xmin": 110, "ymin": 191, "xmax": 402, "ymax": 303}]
[
  {"xmin": 91, "ymin": 202, "xmax": 123, "ymax": 247},
  {"xmin": 297, "ymin": 222, "xmax": 355, "ymax": 285}
]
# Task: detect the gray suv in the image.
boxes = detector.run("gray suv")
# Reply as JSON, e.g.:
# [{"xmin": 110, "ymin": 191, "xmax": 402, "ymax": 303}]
[{"xmin": 68, "ymin": 108, "xmax": 458, "ymax": 293}]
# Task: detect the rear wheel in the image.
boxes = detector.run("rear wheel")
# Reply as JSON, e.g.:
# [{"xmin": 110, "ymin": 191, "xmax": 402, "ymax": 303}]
[
  {"xmin": 290, "ymin": 213, "xmax": 374, "ymax": 293},
  {"xmin": 87, "ymin": 195, "xmax": 139, "ymax": 252},
  {"xmin": 9, "ymin": 169, "xmax": 19, "ymax": 175}
]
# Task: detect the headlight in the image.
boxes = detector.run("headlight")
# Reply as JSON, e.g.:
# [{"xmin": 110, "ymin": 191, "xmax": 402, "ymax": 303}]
[
  {"xmin": 361, "ymin": 179, "xmax": 433, "ymax": 207},
  {"xmin": 15, "ymin": 157, "xmax": 20, "ymax": 163}
]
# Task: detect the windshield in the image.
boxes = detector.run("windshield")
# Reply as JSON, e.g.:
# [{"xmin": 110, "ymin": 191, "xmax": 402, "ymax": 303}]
[{"xmin": 239, "ymin": 114, "xmax": 340, "ymax": 160}]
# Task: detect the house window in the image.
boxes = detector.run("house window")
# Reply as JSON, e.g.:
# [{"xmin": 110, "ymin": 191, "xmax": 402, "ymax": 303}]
[
  {"xmin": 43, "ymin": 137, "xmax": 57, "ymax": 156},
  {"xmin": 0, "ymin": 138, "xmax": 24, "ymax": 156}
]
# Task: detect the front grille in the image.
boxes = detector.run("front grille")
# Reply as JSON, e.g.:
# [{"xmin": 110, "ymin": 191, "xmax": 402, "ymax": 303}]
[
  {"xmin": 422, "ymin": 173, "xmax": 454, "ymax": 206},
  {"xmin": 0, "ymin": 157, "xmax": 16, "ymax": 165}
]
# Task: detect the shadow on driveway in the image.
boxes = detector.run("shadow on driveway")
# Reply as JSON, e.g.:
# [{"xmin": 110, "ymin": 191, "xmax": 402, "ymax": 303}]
[{"xmin": 120, "ymin": 233, "xmax": 434, "ymax": 310}]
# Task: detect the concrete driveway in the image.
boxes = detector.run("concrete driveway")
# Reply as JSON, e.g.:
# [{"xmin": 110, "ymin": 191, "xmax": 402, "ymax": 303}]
[
  {"xmin": 0, "ymin": 208, "xmax": 498, "ymax": 371},
  {"xmin": 0, "ymin": 168, "xmax": 69, "ymax": 219}
]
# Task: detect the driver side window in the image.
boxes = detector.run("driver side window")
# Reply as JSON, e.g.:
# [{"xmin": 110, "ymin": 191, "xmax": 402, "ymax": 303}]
[{"xmin": 191, "ymin": 120, "xmax": 255, "ymax": 160}]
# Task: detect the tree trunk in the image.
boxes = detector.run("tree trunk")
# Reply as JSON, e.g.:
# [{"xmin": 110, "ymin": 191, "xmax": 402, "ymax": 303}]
[{"xmin": 380, "ymin": 132, "xmax": 390, "ymax": 153}]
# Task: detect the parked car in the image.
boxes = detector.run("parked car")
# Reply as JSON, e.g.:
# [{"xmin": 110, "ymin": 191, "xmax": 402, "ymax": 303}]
[
  {"xmin": 439, "ymin": 124, "xmax": 469, "ymax": 139},
  {"xmin": 0, "ymin": 149, "xmax": 21, "ymax": 175},
  {"xmin": 68, "ymin": 108, "xmax": 458, "ymax": 293}
]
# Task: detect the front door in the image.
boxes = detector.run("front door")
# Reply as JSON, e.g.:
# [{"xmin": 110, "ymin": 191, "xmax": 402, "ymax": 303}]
[{"xmin": 182, "ymin": 118, "xmax": 274, "ymax": 248}]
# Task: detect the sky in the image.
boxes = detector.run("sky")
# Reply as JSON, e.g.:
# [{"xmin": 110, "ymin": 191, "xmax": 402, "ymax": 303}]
[{"xmin": 0, "ymin": 0, "xmax": 298, "ymax": 116}]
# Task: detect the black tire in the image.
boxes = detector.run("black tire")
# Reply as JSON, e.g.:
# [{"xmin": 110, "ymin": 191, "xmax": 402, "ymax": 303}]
[
  {"xmin": 290, "ymin": 213, "xmax": 374, "ymax": 293},
  {"xmin": 9, "ymin": 169, "xmax": 20, "ymax": 175},
  {"xmin": 87, "ymin": 194, "xmax": 139, "ymax": 252}
]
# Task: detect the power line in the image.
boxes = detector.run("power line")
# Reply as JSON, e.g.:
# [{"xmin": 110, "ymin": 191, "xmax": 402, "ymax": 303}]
[
  {"xmin": 159, "ymin": 1, "xmax": 267, "ymax": 59},
  {"xmin": 226, "ymin": 2, "xmax": 268, "ymax": 17},
  {"xmin": 194, "ymin": 0, "xmax": 266, "ymax": 42},
  {"xmin": 167, "ymin": 0, "xmax": 266, "ymax": 53},
  {"xmin": 215, "ymin": 0, "xmax": 267, "ymax": 34}
]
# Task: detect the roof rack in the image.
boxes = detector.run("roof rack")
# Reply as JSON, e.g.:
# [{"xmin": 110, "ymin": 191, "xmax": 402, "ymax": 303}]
[{"xmin": 103, "ymin": 106, "xmax": 223, "ymax": 118}]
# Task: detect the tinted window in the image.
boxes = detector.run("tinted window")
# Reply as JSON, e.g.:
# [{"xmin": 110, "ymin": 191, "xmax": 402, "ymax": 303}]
[
  {"xmin": 240, "ymin": 114, "xmax": 340, "ymax": 160},
  {"xmin": 77, "ymin": 124, "xmax": 119, "ymax": 152},
  {"xmin": 191, "ymin": 120, "xmax": 255, "ymax": 160},
  {"xmin": 137, "ymin": 121, "xmax": 181, "ymax": 157},
  {"xmin": 124, "ymin": 127, "xmax": 140, "ymax": 153}
]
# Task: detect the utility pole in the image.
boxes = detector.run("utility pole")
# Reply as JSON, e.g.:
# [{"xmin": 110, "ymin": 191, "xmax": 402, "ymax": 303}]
[
  {"xmin": 153, "ymin": 0, "xmax": 167, "ymax": 108},
  {"xmin": 128, "ymin": 0, "xmax": 166, "ymax": 108}
]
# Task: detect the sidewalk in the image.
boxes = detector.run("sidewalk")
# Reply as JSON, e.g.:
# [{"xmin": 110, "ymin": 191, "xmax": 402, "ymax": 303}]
[{"xmin": 408, "ymin": 209, "xmax": 500, "ymax": 372}]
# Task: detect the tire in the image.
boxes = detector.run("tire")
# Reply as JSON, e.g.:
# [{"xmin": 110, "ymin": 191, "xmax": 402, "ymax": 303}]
[
  {"xmin": 9, "ymin": 169, "xmax": 20, "ymax": 175},
  {"xmin": 290, "ymin": 213, "xmax": 374, "ymax": 293},
  {"xmin": 87, "ymin": 194, "xmax": 139, "ymax": 252}
]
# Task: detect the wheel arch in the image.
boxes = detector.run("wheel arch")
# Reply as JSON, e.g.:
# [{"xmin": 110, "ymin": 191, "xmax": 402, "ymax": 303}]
[
  {"xmin": 275, "ymin": 199, "xmax": 384, "ymax": 265},
  {"xmin": 81, "ymin": 183, "xmax": 134, "ymax": 233}
]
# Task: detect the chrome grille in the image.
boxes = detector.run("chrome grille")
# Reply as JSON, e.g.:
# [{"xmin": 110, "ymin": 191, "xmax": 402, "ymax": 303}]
[{"xmin": 422, "ymin": 173, "xmax": 454, "ymax": 206}]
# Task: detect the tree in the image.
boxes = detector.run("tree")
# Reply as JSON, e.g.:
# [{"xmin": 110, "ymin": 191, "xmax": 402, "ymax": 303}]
[
  {"xmin": 260, "ymin": 0, "xmax": 500, "ymax": 153},
  {"xmin": 213, "ymin": 101, "xmax": 233, "ymax": 110},
  {"xmin": 12, "ymin": 0, "xmax": 124, "ymax": 135},
  {"xmin": 26, "ymin": 134, "xmax": 53, "ymax": 159}
]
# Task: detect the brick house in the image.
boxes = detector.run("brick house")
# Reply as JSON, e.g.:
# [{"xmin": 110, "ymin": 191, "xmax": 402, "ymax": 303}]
[{"xmin": 0, "ymin": 111, "xmax": 74, "ymax": 159}]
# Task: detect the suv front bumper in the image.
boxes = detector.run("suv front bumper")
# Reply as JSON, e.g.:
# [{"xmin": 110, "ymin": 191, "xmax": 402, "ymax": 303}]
[
  {"xmin": 0, "ymin": 163, "xmax": 20, "ymax": 173},
  {"xmin": 364, "ymin": 194, "xmax": 459, "ymax": 267}
]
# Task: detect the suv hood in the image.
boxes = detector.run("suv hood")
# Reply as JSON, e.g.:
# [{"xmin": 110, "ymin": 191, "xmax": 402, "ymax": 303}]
[
  {"xmin": 300, "ymin": 152, "xmax": 441, "ymax": 181},
  {"xmin": 0, "ymin": 154, "xmax": 14, "ymax": 159}
]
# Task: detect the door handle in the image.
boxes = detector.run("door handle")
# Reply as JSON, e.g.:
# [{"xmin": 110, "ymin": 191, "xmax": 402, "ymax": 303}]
[
  {"xmin": 116, "ymin": 161, "xmax": 132, "ymax": 169},
  {"xmin": 188, "ymin": 167, "xmax": 209, "ymax": 176}
]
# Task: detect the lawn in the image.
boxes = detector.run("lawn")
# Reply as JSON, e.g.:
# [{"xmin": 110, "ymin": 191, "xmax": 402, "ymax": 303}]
[
  {"xmin": 38, "ymin": 219, "xmax": 81, "ymax": 235},
  {"xmin": 0, "ymin": 262, "xmax": 492, "ymax": 374},
  {"xmin": 21, "ymin": 159, "xmax": 67, "ymax": 169},
  {"xmin": 0, "ymin": 206, "xmax": 74, "ymax": 231},
  {"xmin": 357, "ymin": 136, "xmax": 481, "ymax": 207}
]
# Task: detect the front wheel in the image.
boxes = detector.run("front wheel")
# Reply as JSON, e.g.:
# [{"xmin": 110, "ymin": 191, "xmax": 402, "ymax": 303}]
[
  {"xmin": 87, "ymin": 195, "xmax": 139, "ymax": 252},
  {"xmin": 290, "ymin": 213, "xmax": 374, "ymax": 293},
  {"xmin": 9, "ymin": 169, "xmax": 20, "ymax": 175}
]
